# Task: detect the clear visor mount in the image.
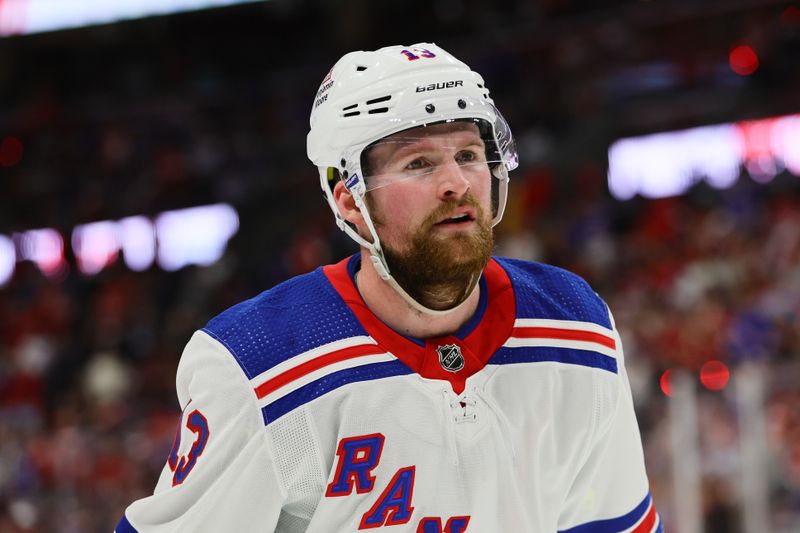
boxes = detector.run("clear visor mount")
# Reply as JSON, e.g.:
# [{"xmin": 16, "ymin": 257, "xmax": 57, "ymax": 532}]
[{"xmin": 320, "ymin": 108, "xmax": 518, "ymax": 316}]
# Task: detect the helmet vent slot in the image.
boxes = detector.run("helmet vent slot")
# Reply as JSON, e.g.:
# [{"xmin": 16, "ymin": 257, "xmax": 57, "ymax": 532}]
[
  {"xmin": 366, "ymin": 95, "xmax": 391, "ymax": 105},
  {"xmin": 343, "ymin": 111, "xmax": 361, "ymax": 117},
  {"xmin": 356, "ymin": 65, "xmax": 368, "ymax": 71},
  {"xmin": 342, "ymin": 103, "xmax": 358, "ymax": 111},
  {"xmin": 367, "ymin": 108, "xmax": 389, "ymax": 114}
]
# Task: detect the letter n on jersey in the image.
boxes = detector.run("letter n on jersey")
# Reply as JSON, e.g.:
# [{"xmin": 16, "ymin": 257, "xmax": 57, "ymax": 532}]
[{"xmin": 417, "ymin": 516, "xmax": 471, "ymax": 533}]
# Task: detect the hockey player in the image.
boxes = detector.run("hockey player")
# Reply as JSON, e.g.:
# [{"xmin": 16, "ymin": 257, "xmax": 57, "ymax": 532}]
[{"xmin": 116, "ymin": 43, "xmax": 662, "ymax": 532}]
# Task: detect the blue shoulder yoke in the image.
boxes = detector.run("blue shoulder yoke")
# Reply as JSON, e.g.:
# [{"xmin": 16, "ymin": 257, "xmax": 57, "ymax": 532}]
[
  {"xmin": 494, "ymin": 257, "xmax": 611, "ymax": 329},
  {"xmin": 202, "ymin": 268, "xmax": 367, "ymax": 380}
]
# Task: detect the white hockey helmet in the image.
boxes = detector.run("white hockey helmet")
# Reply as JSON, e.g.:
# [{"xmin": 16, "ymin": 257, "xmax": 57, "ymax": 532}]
[{"xmin": 307, "ymin": 42, "xmax": 518, "ymax": 314}]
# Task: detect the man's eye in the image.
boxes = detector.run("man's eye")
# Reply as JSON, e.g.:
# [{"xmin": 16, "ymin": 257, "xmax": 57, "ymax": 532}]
[
  {"xmin": 406, "ymin": 158, "xmax": 428, "ymax": 171},
  {"xmin": 456, "ymin": 151, "xmax": 477, "ymax": 163}
]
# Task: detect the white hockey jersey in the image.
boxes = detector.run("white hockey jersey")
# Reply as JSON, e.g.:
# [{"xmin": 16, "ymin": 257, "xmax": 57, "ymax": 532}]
[{"xmin": 116, "ymin": 255, "xmax": 662, "ymax": 532}]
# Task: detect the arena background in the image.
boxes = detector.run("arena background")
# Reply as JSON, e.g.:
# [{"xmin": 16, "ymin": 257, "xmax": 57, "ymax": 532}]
[{"xmin": 1, "ymin": 0, "xmax": 799, "ymax": 531}]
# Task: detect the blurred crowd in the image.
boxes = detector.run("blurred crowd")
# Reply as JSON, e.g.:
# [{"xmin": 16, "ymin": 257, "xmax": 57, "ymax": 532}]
[
  {"xmin": 1, "ymin": 2, "xmax": 800, "ymax": 531},
  {"xmin": 500, "ymin": 166, "xmax": 800, "ymax": 533}
]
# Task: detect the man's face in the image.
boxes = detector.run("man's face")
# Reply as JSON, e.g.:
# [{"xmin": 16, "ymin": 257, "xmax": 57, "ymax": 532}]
[{"xmin": 362, "ymin": 121, "xmax": 494, "ymax": 305}]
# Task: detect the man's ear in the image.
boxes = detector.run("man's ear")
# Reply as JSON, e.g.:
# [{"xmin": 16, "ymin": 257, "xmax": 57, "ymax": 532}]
[{"xmin": 333, "ymin": 181, "xmax": 364, "ymax": 226}]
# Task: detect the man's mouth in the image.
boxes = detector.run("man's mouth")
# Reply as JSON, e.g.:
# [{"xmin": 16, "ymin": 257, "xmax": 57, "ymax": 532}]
[{"xmin": 434, "ymin": 210, "xmax": 476, "ymax": 226}]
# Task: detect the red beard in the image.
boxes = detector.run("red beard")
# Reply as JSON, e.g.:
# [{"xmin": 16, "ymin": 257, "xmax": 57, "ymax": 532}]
[{"xmin": 371, "ymin": 194, "xmax": 494, "ymax": 311}]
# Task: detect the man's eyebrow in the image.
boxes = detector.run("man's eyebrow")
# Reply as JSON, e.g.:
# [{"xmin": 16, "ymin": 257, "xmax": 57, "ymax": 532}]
[
  {"xmin": 384, "ymin": 138, "xmax": 437, "ymax": 161},
  {"xmin": 383, "ymin": 135, "xmax": 484, "ymax": 162}
]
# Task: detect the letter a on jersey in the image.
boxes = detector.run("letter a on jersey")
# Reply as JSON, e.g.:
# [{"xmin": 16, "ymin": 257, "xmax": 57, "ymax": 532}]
[{"xmin": 359, "ymin": 466, "xmax": 416, "ymax": 529}]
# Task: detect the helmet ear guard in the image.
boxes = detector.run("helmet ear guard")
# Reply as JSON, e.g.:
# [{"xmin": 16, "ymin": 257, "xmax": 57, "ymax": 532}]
[
  {"xmin": 308, "ymin": 42, "xmax": 518, "ymax": 315},
  {"xmin": 318, "ymin": 163, "xmax": 384, "ymax": 264}
]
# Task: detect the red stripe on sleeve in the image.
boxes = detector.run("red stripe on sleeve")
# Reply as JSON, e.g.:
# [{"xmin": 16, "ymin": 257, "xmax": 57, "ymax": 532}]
[
  {"xmin": 511, "ymin": 327, "xmax": 617, "ymax": 350},
  {"xmin": 255, "ymin": 344, "xmax": 386, "ymax": 399},
  {"xmin": 631, "ymin": 503, "xmax": 657, "ymax": 533}
]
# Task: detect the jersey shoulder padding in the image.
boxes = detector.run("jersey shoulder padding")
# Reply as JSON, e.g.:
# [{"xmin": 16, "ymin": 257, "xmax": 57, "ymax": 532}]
[
  {"xmin": 202, "ymin": 267, "xmax": 367, "ymax": 381},
  {"xmin": 494, "ymin": 256, "xmax": 611, "ymax": 329}
]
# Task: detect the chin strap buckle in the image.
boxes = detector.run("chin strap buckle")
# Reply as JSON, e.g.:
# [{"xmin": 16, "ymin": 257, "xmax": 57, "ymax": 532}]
[{"xmin": 370, "ymin": 254, "xmax": 391, "ymax": 280}]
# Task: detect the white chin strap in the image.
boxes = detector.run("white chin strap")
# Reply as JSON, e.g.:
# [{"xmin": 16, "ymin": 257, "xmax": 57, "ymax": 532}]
[
  {"xmin": 321, "ymin": 165, "xmax": 509, "ymax": 317},
  {"xmin": 355, "ymin": 191, "xmax": 472, "ymax": 317}
]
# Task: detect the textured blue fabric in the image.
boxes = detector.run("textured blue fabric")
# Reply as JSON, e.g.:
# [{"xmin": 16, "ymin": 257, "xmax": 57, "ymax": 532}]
[
  {"xmin": 494, "ymin": 257, "xmax": 611, "ymax": 328},
  {"xmin": 203, "ymin": 268, "xmax": 367, "ymax": 380}
]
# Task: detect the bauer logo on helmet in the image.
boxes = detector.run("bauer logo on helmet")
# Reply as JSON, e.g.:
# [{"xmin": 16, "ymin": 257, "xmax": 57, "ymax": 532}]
[{"xmin": 415, "ymin": 80, "xmax": 464, "ymax": 93}]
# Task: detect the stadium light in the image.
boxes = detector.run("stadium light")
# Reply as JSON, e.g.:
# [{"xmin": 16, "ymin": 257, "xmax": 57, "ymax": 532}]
[
  {"xmin": 14, "ymin": 228, "xmax": 66, "ymax": 278},
  {"xmin": 0, "ymin": 235, "xmax": 15, "ymax": 287},
  {"xmin": 119, "ymin": 216, "xmax": 156, "ymax": 272},
  {"xmin": 699, "ymin": 360, "xmax": 730, "ymax": 391},
  {"xmin": 608, "ymin": 113, "xmax": 800, "ymax": 200},
  {"xmin": 0, "ymin": 203, "xmax": 238, "ymax": 288},
  {"xmin": 729, "ymin": 45, "xmax": 759, "ymax": 76},
  {"xmin": 0, "ymin": 0, "xmax": 263, "ymax": 37},
  {"xmin": 155, "ymin": 204, "xmax": 239, "ymax": 271},
  {"xmin": 72, "ymin": 220, "xmax": 121, "ymax": 276}
]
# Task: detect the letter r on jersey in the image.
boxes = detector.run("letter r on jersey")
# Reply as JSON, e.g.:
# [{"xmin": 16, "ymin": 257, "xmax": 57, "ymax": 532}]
[{"xmin": 325, "ymin": 433, "xmax": 385, "ymax": 497}]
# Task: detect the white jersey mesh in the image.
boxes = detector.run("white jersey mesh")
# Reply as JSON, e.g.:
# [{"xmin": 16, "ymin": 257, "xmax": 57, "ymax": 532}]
[
  {"xmin": 275, "ymin": 509, "xmax": 311, "ymax": 533},
  {"xmin": 269, "ymin": 407, "xmax": 325, "ymax": 523}
]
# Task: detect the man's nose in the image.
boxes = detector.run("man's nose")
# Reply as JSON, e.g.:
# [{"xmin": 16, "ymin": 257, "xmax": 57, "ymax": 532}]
[{"xmin": 436, "ymin": 160, "xmax": 471, "ymax": 200}]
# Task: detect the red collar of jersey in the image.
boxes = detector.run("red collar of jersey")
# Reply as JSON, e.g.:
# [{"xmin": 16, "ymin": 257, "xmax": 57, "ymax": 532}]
[{"xmin": 322, "ymin": 256, "xmax": 516, "ymax": 394}]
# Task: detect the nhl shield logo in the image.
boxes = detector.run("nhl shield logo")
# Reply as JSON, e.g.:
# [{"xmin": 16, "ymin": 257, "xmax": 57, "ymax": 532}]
[{"xmin": 436, "ymin": 344, "xmax": 465, "ymax": 373}]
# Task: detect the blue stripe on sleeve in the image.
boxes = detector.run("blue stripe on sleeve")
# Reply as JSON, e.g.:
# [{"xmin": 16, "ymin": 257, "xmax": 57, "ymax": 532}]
[
  {"xmin": 489, "ymin": 346, "xmax": 618, "ymax": 374},
  {"xmin": 558, "ymin": 492, "xmax": 651, "ymax": 533},
  {"xmin": 262, "ymin": 360, "xmax": 413, "ymax": 424},
  {"xmin": 114, "ymin": 515, "xmax": 139, "ymax": 533}
]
